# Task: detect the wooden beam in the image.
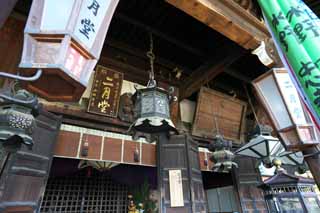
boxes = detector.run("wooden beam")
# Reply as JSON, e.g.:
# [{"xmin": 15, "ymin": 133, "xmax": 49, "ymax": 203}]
[
  {"xmin": 115, "ymin": 13, "xmax": 206, "ymax": 58},
  {"xmin": 42, "ymin": 101, "xmax": 130, "ymax": 128},
  {"xmin": 0, "ymin": 0, "xmax": 18, "ymax": 28},
  {"xmin": 166, "ymin": 0, "xmax": 269, "ymax": 49},
  {"xmin": 99, "ymin": 45, "xmax": 182, "ymax": 87},
  {"xmin": 105, "ymin": 39, "xmax": 191, "ymax": 73},
  {"xmin": 180, "ymin": 44, "xmax": 246, "ymax": 99},
  {"xmin": 225, "ymin": 68, "xmax": 252, "ymax": 83}
]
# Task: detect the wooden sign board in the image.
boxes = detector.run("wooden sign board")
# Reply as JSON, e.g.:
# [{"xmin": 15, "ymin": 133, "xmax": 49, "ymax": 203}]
[
  {"xmin": 169, "ymin": 169, "xmax": 184, "ymax": 207},
  {"xmin": 87, "ymin": 65, "xmax": 123, "ymax": 117},
  {"xmin": 192, "ymin": 87, "xmax": 247, "ymax": 144}
]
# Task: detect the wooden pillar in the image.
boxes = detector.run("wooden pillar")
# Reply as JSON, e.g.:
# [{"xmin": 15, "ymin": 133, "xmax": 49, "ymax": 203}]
[
  {"xmin": 157, "ymin": 133, "xmax": 207, "ymax": 213},
  {"xmin": 303, "ymin": 146, "xmax": 320, "ymax": 189},
  {"xmin": 0, "ymin": 110, "xmax": 61, "ymax": 212}
]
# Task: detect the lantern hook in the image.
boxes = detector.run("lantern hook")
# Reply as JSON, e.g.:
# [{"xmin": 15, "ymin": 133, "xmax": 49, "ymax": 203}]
[{"xmin": 0, "ymin": 69, "xmax": 42, "ymax": 81}]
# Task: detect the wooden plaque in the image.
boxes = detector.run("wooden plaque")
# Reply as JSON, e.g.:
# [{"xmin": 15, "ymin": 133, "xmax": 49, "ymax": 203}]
[
  {"xmin": 192, "ymin": 87, "xmax": 247, "ymax": 144},
  {"xmin": 87, "ymin": 65, "xmax": 123, "ymax": 117}
]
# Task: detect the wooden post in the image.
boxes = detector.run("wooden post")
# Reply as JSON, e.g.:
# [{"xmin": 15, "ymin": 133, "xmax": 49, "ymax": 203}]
[{"xmin": 303, "ymin": 146, "xmax": 320, "ymax": 189}]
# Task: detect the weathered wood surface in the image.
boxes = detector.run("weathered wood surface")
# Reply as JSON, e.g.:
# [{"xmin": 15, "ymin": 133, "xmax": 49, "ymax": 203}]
[
  {"xmin": 157, "ymin": 134, "xmax": 207, "ymax": 213},
  {"xmin": 180, "ymin": 44, "xmax": 245, "ymax": 99},
  {"xmin": 192, "ymin": 87, "xmax": 247, "ymax": 144},
  {"xmin": 0, "ymin": 18, "xmax": 24, "ymax": 87},
  {"xmin": 0, "ymin": 0, "xmax": 18, "ymax": 29},
  {"xmin": 166, "ymin": 0, "xmax": 269, "ymax": 49},
  {"xmin": 234, "ymin": 156, "xmax": 268, "ymax": 213},
  {"xmin": 0, "ymin": 110, "xmax": 61, "ymax": 212},
  {"xmin": 54, "ymin": 125, "xmax": 211, "ymax": 171}
]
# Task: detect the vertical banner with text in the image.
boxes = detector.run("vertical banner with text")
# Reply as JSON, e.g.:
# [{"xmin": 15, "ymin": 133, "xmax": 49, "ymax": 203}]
[{"xmin": 258, "ymin": 0, "xmax": 320, "ymax": 129}]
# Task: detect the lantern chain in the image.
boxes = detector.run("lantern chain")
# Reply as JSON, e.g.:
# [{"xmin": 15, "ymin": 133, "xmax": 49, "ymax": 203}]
[{"xmin": 147, "ymin": 33, "xmax": 156, "ymax": 87}]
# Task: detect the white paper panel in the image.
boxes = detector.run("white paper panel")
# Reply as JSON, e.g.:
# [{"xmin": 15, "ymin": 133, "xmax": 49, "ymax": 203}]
[
  {"xmin": 41, "ymin": 0, "xmax": 75, "ymax": 30},
  {"xmin": 257, "ymin": 75, "xmax": 292, "ymax": 129}
]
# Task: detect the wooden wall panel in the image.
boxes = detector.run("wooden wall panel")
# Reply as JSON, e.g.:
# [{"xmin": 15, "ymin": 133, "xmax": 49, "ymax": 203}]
[
  {"xmin": 80, "ymin": 134, "xmax": 102, "ymax": 160},
  {"xmin": 0, "ymin": 18, "xmax": 24, "ymax": 86},
  {"xmin": 192, "ymin": 87, "xmax": 247, "ymax": 144},
  {"xmin": 199, "ymin": 152, "xmax": 207, "ymax": 171},
  {"xmin": 103, "ymin": 137, "xmax": 122, "ymax": 162},
  {"xmin": 141, "ymin": 143, "xmax": 156, "ymax": 166},
  {"xmin": 54, "ymin": 131, "xmax": 80, "ymax": 157},
  {"xmin": 53, "ymin": 129, "xmax": 212, "ymax": 170},
  {"xmin": 123, "ymin": 140, "xmax": 140, "ymax": 164}
]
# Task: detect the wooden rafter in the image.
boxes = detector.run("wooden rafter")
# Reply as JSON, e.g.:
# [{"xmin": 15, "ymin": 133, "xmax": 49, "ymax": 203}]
[{"xmin": 180, "ymin": 45, "xmax": 246, "ymax": 99}]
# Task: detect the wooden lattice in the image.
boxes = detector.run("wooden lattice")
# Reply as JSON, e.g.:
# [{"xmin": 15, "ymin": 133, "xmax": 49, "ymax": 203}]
[{"xmin": 40, "ymin": 172, "xmax": 128, "ymax": 213}]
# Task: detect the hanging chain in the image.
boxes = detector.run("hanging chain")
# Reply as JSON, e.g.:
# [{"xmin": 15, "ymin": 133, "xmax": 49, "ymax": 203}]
[{"xmin": 147, "ymin": 33, "xmax": 156, "ymax": 87}]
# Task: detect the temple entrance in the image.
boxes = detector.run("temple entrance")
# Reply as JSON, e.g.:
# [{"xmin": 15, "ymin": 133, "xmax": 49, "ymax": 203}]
[{"xmin": 40, "ymin": 158, "xmax": 157, "ymax": 213}]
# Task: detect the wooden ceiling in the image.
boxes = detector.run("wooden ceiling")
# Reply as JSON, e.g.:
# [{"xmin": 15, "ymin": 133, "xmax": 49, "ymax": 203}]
[{"xmin": 13, "ymin": 0, "xmax": 272, "ymax": 99}]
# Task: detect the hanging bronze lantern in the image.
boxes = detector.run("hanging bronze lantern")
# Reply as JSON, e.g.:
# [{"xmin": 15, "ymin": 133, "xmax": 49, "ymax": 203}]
[
  {"xmin": 209, "ymin": 135, "xmax": 238, "ymax": 173},
  {"xmin": 132, "ymin": 84, "xmax": 176, "ymax": 134},
  {"xmin": 0, "ymin": 85, "xmax": 39, "ymax": 151},
  {"xmin": 131, "ymin": 34, "xmax": 176, "ymax": 135}
]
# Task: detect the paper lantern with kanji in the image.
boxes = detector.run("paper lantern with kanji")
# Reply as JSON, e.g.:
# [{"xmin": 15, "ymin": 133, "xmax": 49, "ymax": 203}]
[
  {"xmin": 19, "ymin": 0, "xmax": 119, "ymax": 101},
  {"xmin": 253, "ymin": 68, "xmax": 319, "ymax": 151}
]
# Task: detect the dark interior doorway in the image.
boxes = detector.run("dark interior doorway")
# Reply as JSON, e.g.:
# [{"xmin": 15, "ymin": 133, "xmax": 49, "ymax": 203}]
[{"xmin": 202, "ymin": 171, "xmax": 240, "ymax": 213}]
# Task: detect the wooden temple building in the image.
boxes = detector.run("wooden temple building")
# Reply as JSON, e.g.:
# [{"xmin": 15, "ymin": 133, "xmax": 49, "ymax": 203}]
[{"xmin": 1, "ymin": 0, "xmax": 320, "ymax": 213}]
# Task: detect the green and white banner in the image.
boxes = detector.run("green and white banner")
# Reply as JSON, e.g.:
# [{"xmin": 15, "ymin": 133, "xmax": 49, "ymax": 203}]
[{"xmin": 258, "ymin": 0, "xmax": 320, "ymax": 129}]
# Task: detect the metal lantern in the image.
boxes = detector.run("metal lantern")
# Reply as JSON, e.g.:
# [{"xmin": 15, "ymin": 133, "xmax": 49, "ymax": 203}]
[
  {"xmin": 132, "ymin": 85, "xmax": 175, "ymax": 134},
  {"xmin": 253, "ymin": 68, "xmax": 319, "ymax": 151},
  {"xmin": 131, "ymin": 33, "xmax": 176, "ymax": 135},
  {"xmin": 259, "ymin": 171, "xmax": 320, "ymax": 213},
  {"xmin": 19, "ymin": 0, "xmax": 119, "ymax": 101},
  {"xmin": 208, "ymin": 135, "xmax": 237, "ymax": 173},
  {"xmin": 0, "ymin": 87, "xmax": 39, "ymax": 151},
  {"xmin": 235, "ymin": 125, "xmax": 304, "ymax": 168}
]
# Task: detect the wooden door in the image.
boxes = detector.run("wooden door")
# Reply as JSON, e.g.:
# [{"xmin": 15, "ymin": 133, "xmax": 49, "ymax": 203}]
[
  {"xmin": 234, "ymin": 156, "xmax": 268, "ymax": 213},
  {"xmin": 0, "ymin": 109, "xmax": 61, "ymax": 213},
  {"xmin": 157, "ymin": 134, "xmax": 207, "ymax": 213},
  {"xmin": 186, "ymin": 137, "xmax": 207, "ymax": 213}
]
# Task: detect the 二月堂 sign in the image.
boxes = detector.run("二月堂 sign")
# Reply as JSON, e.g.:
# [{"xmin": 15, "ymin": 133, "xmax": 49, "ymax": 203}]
[{"xmin": 87, "ymin": 66, "xmax": 123, "ymax": 117}]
